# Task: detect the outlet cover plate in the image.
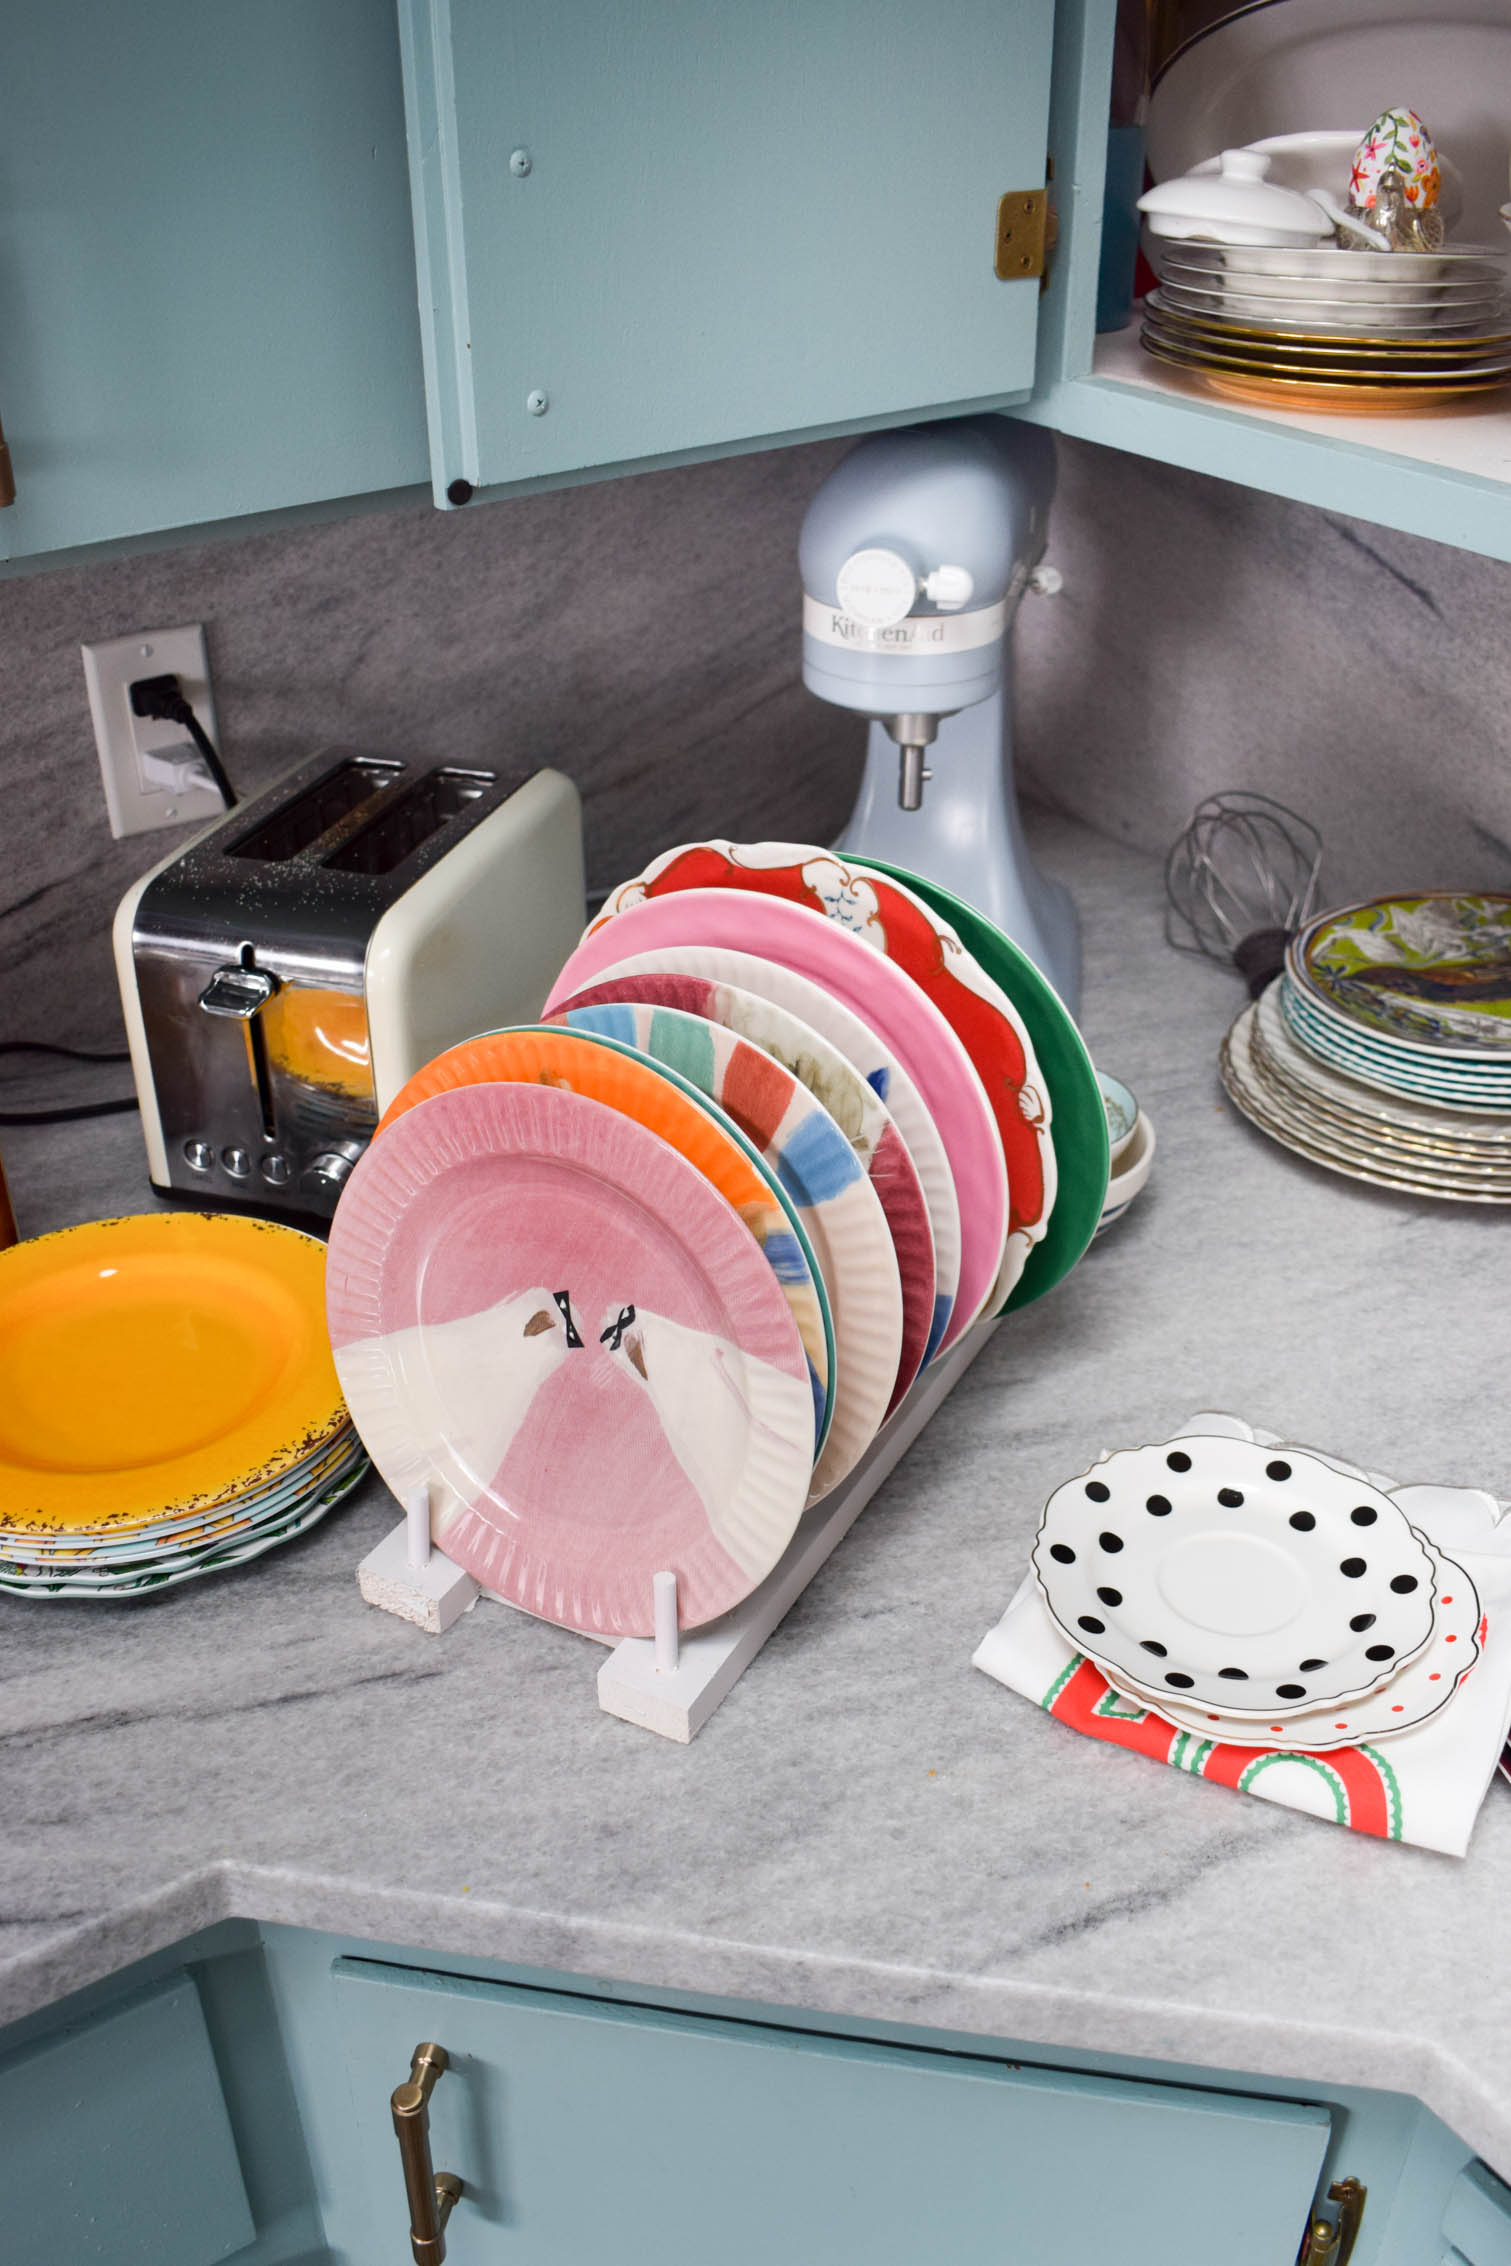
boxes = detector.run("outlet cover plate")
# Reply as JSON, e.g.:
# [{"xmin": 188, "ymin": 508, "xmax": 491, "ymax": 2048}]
[{"xmin": 82, "ymin": 623, "xmax": 224, "ymax": 839}]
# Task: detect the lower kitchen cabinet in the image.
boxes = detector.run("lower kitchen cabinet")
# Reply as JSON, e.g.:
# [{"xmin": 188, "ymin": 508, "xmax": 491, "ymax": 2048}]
[
  {"xmin": 4, "ymin": 1921, "xmax": 1511, "ymax": 2265},
  {"xmin": 0, "ymin": 1973, "xmax": 254, "ymax": 2264},
  {"xmin": 316, "ymin": 1956, "xmax": 1328, "ymax": 2264}
]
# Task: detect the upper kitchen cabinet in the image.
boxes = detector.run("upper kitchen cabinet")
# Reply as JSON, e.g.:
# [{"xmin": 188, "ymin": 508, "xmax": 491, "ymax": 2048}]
[
  {"xmin": 398, "ymin": 0, "xmax": 1059, "ymax": 506},
  {"xmin": 0, "ymin": 0, "xmax": 430, "ymax": 563},
  {"xmin": 1024, "ymin": 0, "xmax": 1511, "ymax": 566}
]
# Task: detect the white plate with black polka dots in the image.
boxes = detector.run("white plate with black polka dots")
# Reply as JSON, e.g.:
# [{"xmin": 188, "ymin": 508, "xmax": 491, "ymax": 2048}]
[
  {"xmin": 1101, "ymin": 1541, "xmax": 1481, "ymax": 1751},
  {"xmin": 1031, "ymin": 1435, "xmax": 1438, "ymax": 1715}
]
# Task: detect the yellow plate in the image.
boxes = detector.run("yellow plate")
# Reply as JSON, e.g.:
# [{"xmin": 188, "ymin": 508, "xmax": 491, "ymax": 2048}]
[{"xmin": 0, "ymin": 1213, "xmax": 347, "ymax": 1533}]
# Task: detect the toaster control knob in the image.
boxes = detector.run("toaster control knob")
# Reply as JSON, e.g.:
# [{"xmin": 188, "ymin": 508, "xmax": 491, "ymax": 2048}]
[
  {"xmin": 259, "ymin": 1153, "xmax": 292, "ymax": 1187},
  {"xmin": 183, "ymin": 1140, "xmax": 214, "ymax": 1174},
  {"xmin": 221, "ymin": 1147, "xmax": 252, "ymax": 1179},
  {"xmin": 308, "ymin": 1151, "xmax": 355, "ymax": 1194}
]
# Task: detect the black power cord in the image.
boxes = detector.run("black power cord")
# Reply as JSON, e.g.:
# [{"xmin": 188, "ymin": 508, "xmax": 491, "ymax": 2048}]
[
  {"xmin": 0, "ymin": 1039, "xmax": 139, "ymax": 1127},
  {"xmin": 130, "ymin": 672, "xmax": 237, "ymax": 810},
  {"xmin": 2, "ymin": 678, "xmax": 231, "ymax": 1127}
]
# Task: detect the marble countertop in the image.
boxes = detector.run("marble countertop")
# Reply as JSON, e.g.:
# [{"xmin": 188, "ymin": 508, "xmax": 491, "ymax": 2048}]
[{"xmin": 5, "ymin": 815, "xmax": 1511, "ymax": 2171}]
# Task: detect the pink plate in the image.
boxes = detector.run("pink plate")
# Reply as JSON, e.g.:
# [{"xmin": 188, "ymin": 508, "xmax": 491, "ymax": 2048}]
[
  {"xmin": 546, "ymin": 890, "xmax": 1008, "ymax": 1342},
  {"xmin": 594, "ymin": 841, "xmax": 1056, "ymax": 1304},
  {"xmin": 326, "ymin": 1082, "xmax": 815, "ymax": 1635}
]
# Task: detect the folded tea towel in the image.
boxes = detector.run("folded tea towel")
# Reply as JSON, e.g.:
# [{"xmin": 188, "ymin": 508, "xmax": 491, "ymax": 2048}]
[{"xmin": 973, "ymin": 1414, "xmax": 1511, "ymax": 1857}]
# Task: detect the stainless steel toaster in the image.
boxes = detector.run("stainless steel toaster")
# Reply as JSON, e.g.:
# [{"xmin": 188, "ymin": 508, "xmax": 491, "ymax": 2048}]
[{"xmin": 114, "ymin": 750, "xmax": 585, "ymax": 1218}]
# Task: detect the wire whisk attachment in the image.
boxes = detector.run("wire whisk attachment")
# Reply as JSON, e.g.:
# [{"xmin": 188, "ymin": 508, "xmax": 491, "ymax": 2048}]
[{"xmin": 1165, "ymin": 789, "xmax": 1324, "ymax": 997}]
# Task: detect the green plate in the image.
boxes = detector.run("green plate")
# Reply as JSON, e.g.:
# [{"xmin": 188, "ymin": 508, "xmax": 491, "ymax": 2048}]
[{"xmin": 847, "ymin": 857, "xmax": 1109, "ymax": 1314}]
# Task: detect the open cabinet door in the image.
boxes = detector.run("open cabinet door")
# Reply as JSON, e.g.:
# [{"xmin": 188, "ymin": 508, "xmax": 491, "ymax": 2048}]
[{"xmin": 400, "ymin": 0, "xmax": 1057, "ymax": 501}]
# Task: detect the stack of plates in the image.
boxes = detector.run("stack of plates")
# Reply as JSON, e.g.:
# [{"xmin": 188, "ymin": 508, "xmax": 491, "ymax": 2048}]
[
  {"xmin": 1033, "ymin": 1432, "xmax": 1482, "ymax": 1752},
  {"xmin": 325, "ymin": 841, "xmax": 1112, "ymax": 1642},
  {"xmin": 1144, "ymin": 243, "xmax": 1511, "ymax": 407},
  {"xmin": 1220, "ymin": 891, "xmax": 1511, "ymax": 1200},
  {"xmin": 0, "ymin": 1213, "xmax": 365, "ymax": 1600}
]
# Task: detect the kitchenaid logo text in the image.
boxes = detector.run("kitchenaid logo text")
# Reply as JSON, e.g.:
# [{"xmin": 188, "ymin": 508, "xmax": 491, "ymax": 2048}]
[
  {"xmin": 802, "ymin": 594, "xmax": 1007, "ymax": 654},
  {"xmin": 829, "ymin": 613, "xmax": 949, "ymax": 645}
]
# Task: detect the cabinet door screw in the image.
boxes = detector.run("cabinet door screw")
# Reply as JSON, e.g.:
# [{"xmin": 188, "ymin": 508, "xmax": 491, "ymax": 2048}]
[{"xmin": 527, "ymin": 390, "xmax": 550, "ymax": 416}]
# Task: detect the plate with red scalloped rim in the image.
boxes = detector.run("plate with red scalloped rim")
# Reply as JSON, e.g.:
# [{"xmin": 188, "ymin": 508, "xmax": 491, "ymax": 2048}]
[
  {"xmin": 544, "ymin": 888, "xmax": 1007, "ymax": 1346},
  {"xmin": 590, "ymin": 842, "xmax": 1055, "ymax": 1308}
]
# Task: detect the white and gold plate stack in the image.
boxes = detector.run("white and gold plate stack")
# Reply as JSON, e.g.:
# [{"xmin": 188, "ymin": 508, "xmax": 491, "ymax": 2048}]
[{"xmin": 1144, "ymin": 245, "xmax": 1511, "ymax": 408}]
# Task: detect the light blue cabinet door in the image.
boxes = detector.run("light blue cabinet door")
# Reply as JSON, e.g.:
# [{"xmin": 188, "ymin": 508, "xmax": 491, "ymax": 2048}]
[
  {"xmin": 1, "ymin": 0, "xmax": 429, "ymax": 560},
  {"xmin": 1444, "ymin": 2161, "xmax": 1511, "ymax": 2265},
  {"xmin": 326, "ymin": 1958, "xmax": 1330, "ymax": 2265},
  {"xmin": 400, "ymin": 1, "xmax": 1056, "ymax": 504},
  {"xmin": 0, "ymin": 1972, "xmax": 254, "ymax": 2264}
]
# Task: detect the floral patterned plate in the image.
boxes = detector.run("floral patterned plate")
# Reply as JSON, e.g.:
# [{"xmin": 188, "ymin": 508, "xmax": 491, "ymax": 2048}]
[{"xmin": 1291, "ymin": 893, "xmax": 1511, "ymax": 1055}]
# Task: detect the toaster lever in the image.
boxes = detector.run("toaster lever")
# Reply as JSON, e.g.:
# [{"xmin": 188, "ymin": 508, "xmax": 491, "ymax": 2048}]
[{"xmin": 198, "ymin": 965, "xmax": 279, "ymax": 1018}]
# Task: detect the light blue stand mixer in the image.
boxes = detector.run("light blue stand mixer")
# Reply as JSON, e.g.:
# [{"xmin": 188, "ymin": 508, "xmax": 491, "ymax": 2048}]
[{"xmin": 800, "ymin": 415, "xmax": 1079, "ymax": 1013}]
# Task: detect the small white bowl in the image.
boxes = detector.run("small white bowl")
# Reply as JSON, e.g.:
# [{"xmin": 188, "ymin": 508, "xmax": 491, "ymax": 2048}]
[
  {"xmin": 1097, "ymin": 1070, "xmax": 1140, "ymax": 1167},
  {"xmin": 1095, "ymin": 1106, "xmax": 1156, "ymax": 1237}
]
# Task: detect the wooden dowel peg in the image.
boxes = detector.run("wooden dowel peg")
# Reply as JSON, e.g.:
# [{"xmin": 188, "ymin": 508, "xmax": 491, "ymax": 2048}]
[
  {"xmin": 653, "ymin": 1570, "xmax": 679, "ymax": 1673},
  {"xmin": 407, "ymin": 1484, "xmax": 432, "ymax": 1571}
]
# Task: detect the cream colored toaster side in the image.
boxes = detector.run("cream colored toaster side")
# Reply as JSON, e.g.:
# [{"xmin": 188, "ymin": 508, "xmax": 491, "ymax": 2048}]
[{"xmin": 364, "ymin": 768, "xmax": 586, "ymax": 1115}]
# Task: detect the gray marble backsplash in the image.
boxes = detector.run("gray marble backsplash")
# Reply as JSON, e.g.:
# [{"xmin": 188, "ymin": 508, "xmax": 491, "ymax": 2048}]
[
  {"xmin": 3, "ymin": 427, "xmax": 1511, "ymax": 1055},
  {"xmin": 1015, "ymin": 440, "xmax": 1511, "ymax": 899}
]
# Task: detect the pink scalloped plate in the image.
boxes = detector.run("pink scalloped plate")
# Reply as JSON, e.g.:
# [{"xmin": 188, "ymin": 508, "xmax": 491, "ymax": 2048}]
[
  {"xmin": 553, "ymin": 944, "xmax": 961, "ymax": 1366},
  {"xmin": 545, "ymin": 890, "xmax": 1008, "ymax": 1344},
  {"xmin": 590, "ymin": 841, "xmax": 1055, "ymax": 1305},
  {"xmin": 326, "ymin": 1082, "xmax": 815, "ymax": 1635}
]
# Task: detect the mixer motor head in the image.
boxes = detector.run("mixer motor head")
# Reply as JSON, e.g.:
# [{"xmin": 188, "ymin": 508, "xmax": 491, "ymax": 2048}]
[{"xmin": 799, "ymin": 415, "xmax": 1055, "ymax": 809}]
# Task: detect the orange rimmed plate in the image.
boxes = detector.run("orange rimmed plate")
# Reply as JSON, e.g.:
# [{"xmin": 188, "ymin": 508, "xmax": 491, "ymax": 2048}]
[{"xmin": 0, "ymin": 1213, "xmax": 347, "ymax": 1534}]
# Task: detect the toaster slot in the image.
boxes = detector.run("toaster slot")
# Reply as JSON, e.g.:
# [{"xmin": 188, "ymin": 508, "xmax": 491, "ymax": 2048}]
[
  {"xmin": 321, "ymin": 767, "xmax": 498, "ymax": 877},
  {"xmin": 226, "ymin": 757, "xmax": 403, "ymax": 862}
]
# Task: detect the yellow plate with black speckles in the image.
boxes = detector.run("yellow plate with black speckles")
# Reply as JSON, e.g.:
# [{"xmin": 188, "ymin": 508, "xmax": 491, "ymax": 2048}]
[{"xmin": 0, "ymin": 1213, "xmax": 347, "ymax": 1533}]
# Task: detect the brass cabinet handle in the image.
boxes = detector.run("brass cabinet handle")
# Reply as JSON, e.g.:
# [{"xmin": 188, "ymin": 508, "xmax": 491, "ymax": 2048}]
[{"xmin": 391, "ymin": 2041, "xmax": 465, "ymax": 2265}]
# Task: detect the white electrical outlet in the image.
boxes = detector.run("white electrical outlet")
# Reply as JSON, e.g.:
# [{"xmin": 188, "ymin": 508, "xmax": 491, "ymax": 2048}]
[{"xmin": 82, "ymin": 623, "xmax": 225, "ymax": 840}]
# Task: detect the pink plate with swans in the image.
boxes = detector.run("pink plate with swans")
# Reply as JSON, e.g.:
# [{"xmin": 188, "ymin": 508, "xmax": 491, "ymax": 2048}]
[
  {"xmin": 325, "ymin": 1081, "xmax": 815, "ymax": 1635},
  {"xmin": 544, "ymin": 889, "xmax": 1008, "ymax": 1343}
]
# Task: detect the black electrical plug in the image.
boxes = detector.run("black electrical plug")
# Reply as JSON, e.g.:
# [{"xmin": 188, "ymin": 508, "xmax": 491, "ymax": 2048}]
[{"xmin": 130, "ymin": 672, "xmax": 237, "ymax": 810}]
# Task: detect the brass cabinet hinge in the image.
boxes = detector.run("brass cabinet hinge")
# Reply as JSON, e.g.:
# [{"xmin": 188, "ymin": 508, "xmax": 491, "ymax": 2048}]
[
  {"xmin": 1298, "ymin": 2178, "xmax": 1367, "ymax": 2266},
  {"xmin": 995, "ymin": 186, "xmax": 1058, "ymax": 286}
]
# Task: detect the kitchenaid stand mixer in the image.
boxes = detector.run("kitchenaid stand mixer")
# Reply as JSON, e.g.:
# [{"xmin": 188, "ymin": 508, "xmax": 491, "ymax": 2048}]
[{"xmin": 800, "ymin": 415, "xmax": 1079, "ymax": 1011}]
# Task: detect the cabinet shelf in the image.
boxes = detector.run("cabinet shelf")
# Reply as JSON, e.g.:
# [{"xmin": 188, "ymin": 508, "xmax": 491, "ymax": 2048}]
[{"xmin": 1030, "ymin": 322, "xmax": 1511, "ymax": 562}]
